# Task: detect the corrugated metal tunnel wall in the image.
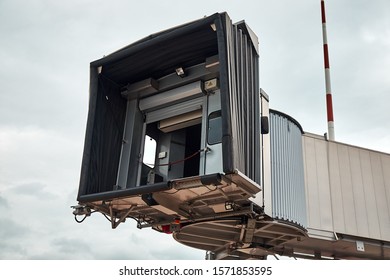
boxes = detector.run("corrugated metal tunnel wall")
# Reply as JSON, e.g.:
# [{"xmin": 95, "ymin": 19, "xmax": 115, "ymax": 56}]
[
  {"xmin": 269, "ymin": 110, "xmax": 307, "ymax": 227},
  {"xmin": 269, "ymin": 108, "xmax": 390, "ymax": 243}
]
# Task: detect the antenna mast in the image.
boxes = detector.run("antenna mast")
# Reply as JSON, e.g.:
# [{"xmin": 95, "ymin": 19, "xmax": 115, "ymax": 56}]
[{"xmin": 321, "ymin": 0, "xmax": 335, "ymax": 140}]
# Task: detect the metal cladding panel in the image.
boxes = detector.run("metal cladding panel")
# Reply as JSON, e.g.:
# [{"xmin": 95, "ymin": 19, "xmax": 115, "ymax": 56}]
[
  {"xmin": 302, "ymin": 135, "xmax": 333, "ymax": 231},
  {"xmin": 260, "ymin": 90, "xmax": 272, "ymax": 215},
  {"xmin": 303, "ymin": 133, "xmax": 390, "ymax": 242},
  {"xmin": 216, "ymin": 14, "xmax": 261, "ymax": 184},
  {"xmin": 269, "ymin": 110, "xmax": 307, "ymax": 227}
]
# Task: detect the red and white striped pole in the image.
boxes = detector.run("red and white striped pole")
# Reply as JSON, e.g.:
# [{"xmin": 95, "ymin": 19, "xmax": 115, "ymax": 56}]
[{"xmin": 321, "ymin": 0, "xmax": 335, "ymax": 141}]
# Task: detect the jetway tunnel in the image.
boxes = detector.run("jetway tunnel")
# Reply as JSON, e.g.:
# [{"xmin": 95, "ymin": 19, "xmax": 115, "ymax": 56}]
[{"xmin": 74, "ymin": 12, "xmax": 390, "ymax": 259}]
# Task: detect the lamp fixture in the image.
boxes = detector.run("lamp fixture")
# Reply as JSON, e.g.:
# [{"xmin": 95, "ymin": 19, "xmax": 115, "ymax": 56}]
[{"xmin": 175, "ymin": 67, "xmax": 186, "ymax": 78}]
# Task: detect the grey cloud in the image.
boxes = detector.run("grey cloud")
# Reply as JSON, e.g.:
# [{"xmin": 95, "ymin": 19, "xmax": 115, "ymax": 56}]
[
  {"xmin": 0, "ymin": 240, "xmax": 27, "ymax": 259},
  {"xmin": 0, "ymin": 218, "xmax": 29, "ymax": 239},
  {"xmin": 51, "ymin": 237, "xmax": 92, "ymax": 256},
  {"xmin": 0, "ymin": 196, "xmax": 9, "ymax": 208},
  {"xmin": 0, "ymin": 218, "xmax": 30, "ymax": 258},
  {"xmin": 9, "ymin": 182, "xmax": 57, "ymax": 199}
]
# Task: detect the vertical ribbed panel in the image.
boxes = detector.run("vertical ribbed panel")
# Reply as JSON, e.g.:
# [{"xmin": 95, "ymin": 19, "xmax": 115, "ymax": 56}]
[
  {"xmin": 270, "ymin": 110, "xmax": 307, "ymax": 227},
  {"xmin": 231, "ymin": 23, "xmax": 260, "ymax": 184},
  {"xmin": 218, "ymin": 15, "xmax": 260, "ymax": 184}
]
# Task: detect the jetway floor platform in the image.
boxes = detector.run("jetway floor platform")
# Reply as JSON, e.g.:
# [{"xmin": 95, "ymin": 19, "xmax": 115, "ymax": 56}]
[{"xmin": 174, "ymin": 219, "xmax": 390, "ymax": 260}]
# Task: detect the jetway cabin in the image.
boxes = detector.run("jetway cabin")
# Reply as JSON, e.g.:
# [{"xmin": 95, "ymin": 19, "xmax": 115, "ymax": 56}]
[
  {"xmin": 77, "ymin": 12, "xmax": 266, "ymax": 232},
  {"xmin": 75, "ymin": 12, "xmax": 390, "ymax": 260}
]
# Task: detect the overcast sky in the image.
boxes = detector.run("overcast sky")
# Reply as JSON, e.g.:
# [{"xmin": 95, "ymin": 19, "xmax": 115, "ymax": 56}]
[{"xmin": 0, "ymin": 0, "xmax": 389, "ymax": 260}]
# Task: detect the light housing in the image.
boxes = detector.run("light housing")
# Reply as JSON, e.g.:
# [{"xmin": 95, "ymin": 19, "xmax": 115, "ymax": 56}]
[{"xmin": 175, "ymin": 67, "xmax": 186, "ymax": 78}]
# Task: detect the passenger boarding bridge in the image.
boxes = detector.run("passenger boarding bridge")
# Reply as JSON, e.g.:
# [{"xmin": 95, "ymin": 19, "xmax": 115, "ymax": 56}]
[{"xmin": 73, "ymin": 13, "xmax": 390, "ymax": 259}]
